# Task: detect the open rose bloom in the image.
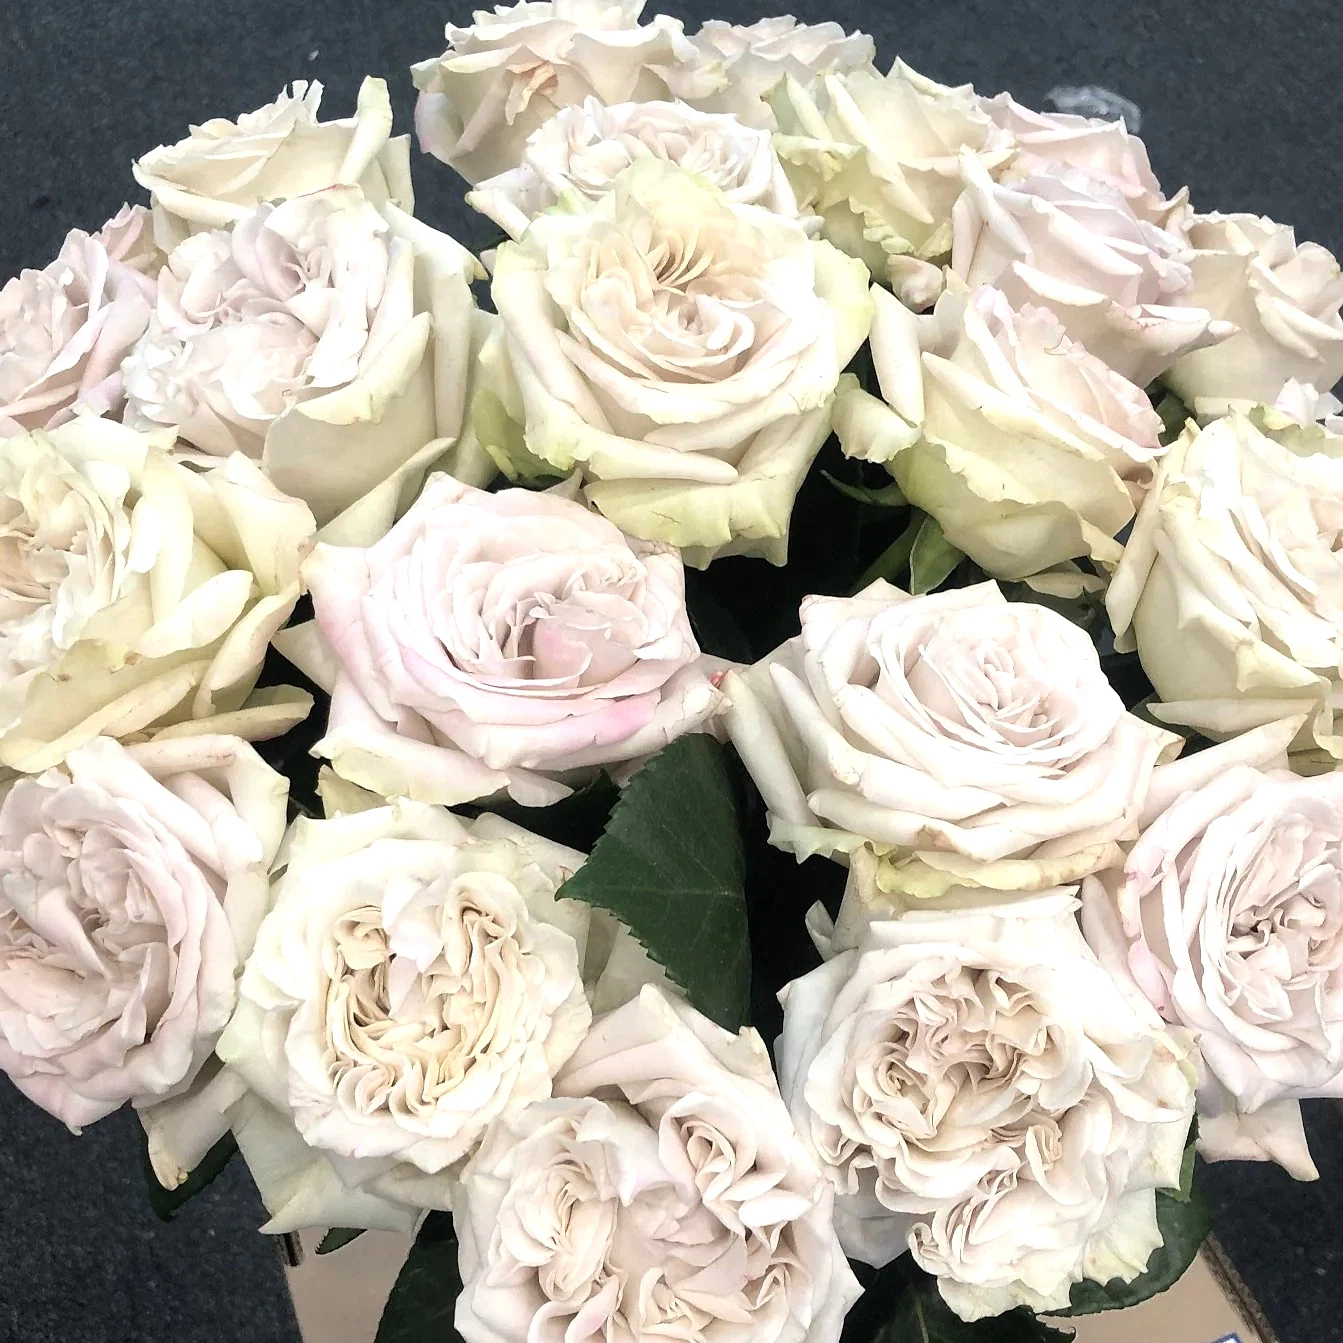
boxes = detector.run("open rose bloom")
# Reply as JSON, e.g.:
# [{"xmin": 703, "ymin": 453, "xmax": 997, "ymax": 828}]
[
  {"xmin": 278, "ymin": 474, "xmax": 721, "ymax": 807},
  {"xmin": 479, "ymin": 159, "xmax": 872, "ymax": 565},
  {"xmin": 0, "ymin": 736, "xmax": 285, "ymax": 1159},
  {"xmin": 122, "ymin": 184, "xmax": 489, "ymax": 529},
  {"xmin": 454, "ymin": 985, "xmax": 862, "ymax": 1343},
  {"xmin": 0, "ymin": 418, "xmax": 314, "ymax": 772},
  {"xmin": 778, "ymin": 893, "xmax": 1196, "ymax": 1320},
  {"xmin": 723, "ymin": 581, "xmax": 1179, "ymax": 897}
]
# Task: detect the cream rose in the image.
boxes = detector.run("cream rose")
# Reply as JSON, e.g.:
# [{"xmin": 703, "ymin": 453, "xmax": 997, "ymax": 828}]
[
  {"xmin": 0, "ymin": 735, "xmax": 284, "ymax": 1147},
  {"xmin": 480, "ymin": 160, "xmax": 872, "ymax": 565},
  {"xmin": 1164, "ymin": 213, "xmax": 1343, "ymax": 417},
  {"xmin": 1108, "ymin": 411, "xmax": 1343, "ymax": 760},
  {"xmin": 668, "ymin": 16, "xmax": 877, "ymax": 128},
  {"xmin": 984, "ymin": 93, "xmax": 1188, "ymax": 230},
  {"xmin": 777, "ymin": 892, "xmax": 1196, "ymax": 1320},
  {"xmin": 216, "ymin": 802, "xmax": 640, "ymax": 1234},
  {"xmin": 722, "ymin": 580, "xmax": 1179, "ymax": 897},
  {"xmin": 0, "ymin": 418, "xmax": 314, "ymax": 773},
  {"xmin": 411, "ymin": 0, "xmax": 698, "ymax": 186},
  {"xmin": 951, "ymin": 155, "xmax": 1232, "ymax": 386},
  {"xmin": 770, "ymin": 63, "xmax": 1014, "ymax": 290},
  {"xmin": 276, "ymin": 473, "xmax": 721, "ymax": 809},
  {"xmin": 454, "ymin": 985, "xmax": 862, "ymax": 1343},
  {"xmin": 835, "ymin": 284, "xmax": 1166, "ymax": 580},
  {"xmin": 132, "ymin": 78, "xmax": 413, "ymax": 252},
  {"xmin": 1082, "ymin": 738, "xmax": 1343, "ymax": 1183},
  {"xmin": 0, "ymin": 207, "xmax": 157, "ymax": 435},
  {"xmin": 121, "ymin": 185, "xmax": 489, "ymax": 529},
  {"xmin": 467, "ymin": 96, "xmax": 806, "ymax": 241}
]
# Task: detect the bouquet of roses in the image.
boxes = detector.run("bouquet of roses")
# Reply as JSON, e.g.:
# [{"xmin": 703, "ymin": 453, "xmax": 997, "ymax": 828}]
[{"xmin": 4, "ymin": 4, "xmax": 1342, "ymax": 1340}]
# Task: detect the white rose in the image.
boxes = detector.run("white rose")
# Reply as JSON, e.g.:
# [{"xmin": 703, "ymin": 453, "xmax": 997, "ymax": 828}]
[
  {"xmin": 122, "ymin": 185, "xmax": 490, "ymax": 529},
  {"xmin": 467, "ymin": 96, "xmax": 807, "ymax": 241},
  {"xmin": 722, "ymin": 580, "xmax": 1179, "ymax": 897},
  {"xmin": 0, "ymin": 207, "xmax": 157, "ymax": 435},
  {"xmin": 1107, "ymin": 411, "xmax": 1343, "ymax": 760},
  {"xmin": 983, "ymin": 93, "xmax": 1188, "ymax": 230},
  {"xmin": 951, "ymin": 155, "xmax": 1232, "ymax": 386},
  {"xmin": 132, "ymin": 78, "xmax": 413, "ymax": 252},
  {"xmin": 216, "ymin": 802, "xmax": 630, "ymax": 1234},
  {"xmin": 481, "ymin": 160, "xmax": 872, "ymax": 565},
  {"xmin": 1082, "ymin": 735, "xmax": 1343, "ymax": 1183},
  {"xmin": 0, "ymin": 735, "xmax": 284, "ymax": 1148},
  {"xmin": 276, "ymin": 473, "xmax": 721, "ymax": 809},
  {"xmin": 667, "ymin": 16, "xmax": 877, "ymax": 128},
  {"xmin": 0, "ymin": 418, "xmax": 314, "ymax": 773},
  {"xmin": 454, "ymin": 985, "xmax": 861, "ymax": 1343},
  {"xmin": 777, "ymin": 891, "xmax": 1196, "ymax": 1320},
  {"xmin": 835, "ymin": 284, "xmax": 1166, "ymax": 580},
  {"xmin": 770, "ymin": 63, "xmax": 1014, "ymax": 288},
  {"xmin": 1164, "ymin": 213, "xmax": 1343, "ymax": 417},
  {"xmin": 411, "ymin": 0, "xmax": 698, "ymax": 186}
]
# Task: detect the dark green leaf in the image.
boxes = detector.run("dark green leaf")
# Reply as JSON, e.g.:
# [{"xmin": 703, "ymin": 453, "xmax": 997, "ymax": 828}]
[
  {"xmin": 375, "ymin": 1211, "xmax": 465, "ymax": 1343},
  {"xmin": 138, "ymin": 1127, "xmax": 237, "ymax": 1224},
  {"xmin": 909, "ymin": 515, "xmax": 965, "ymax": 595},
  {"xmin": 474, "ymin": 772, "xmax": 620, "ymax": 855},
  {"xmin": 874, "ymin": 1268, "xmax": 1072, "ymax": 1343},
  {"xmin": 317, "ymin": 1227, "xmax": 366, "ymax": 1255},
  {"xmin": 558, "ymin": 735, "xmax": 749, "ymax": 1030},
  {"xmin": 1169, "ymin": 1120, "xmax": 1199, "ymax": 1204},
  {"xmin": 1055, "ymin": 1182, "xmax": 1211, "ymax": 1316},
  {"xmin": 1153, "ymin": 390, "xmax": 1190, "ymax": 446},
  {"xmin": 853, "ymin": 516, "xmax": 921, "ymax": 593},
  {"xmin": 823, "ymin": 471, "xmax": 907, "ymax": 509}
]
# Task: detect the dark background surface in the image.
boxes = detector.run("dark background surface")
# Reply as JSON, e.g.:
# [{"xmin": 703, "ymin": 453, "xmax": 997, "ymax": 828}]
[{"xmin": 2, "ymin": 2, "xmax": 1342, "ymax": 1341}]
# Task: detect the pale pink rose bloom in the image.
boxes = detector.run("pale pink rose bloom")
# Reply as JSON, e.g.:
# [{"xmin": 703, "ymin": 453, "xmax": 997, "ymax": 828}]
[
  {"xmin": 285, "ymin": 474, "xmax": 722, "ymax": 808},
  {"xmin": 1083, "ymin": 757, "xmax": 1343, "ymax": 1183},
  {"xmin": 453, "ymin": 985, "xmax": 862, "ymax": 1343},
  {"xmin": 0, "ymin": 206, "xmax": 158, "ymax": 435},
  {"xmin": 951, "ymin": 156, "xmax": 1232, "ymax": 386},
  {"xmin": 0, "ymin": 735, "xmax": 285, "ymax": 1134}
]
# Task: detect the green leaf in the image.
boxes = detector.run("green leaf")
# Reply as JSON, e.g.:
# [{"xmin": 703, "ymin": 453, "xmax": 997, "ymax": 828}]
[
  {"xmin": 1169, "ymin": 1120, "xmax": 1199, "ymax": 1203},
  {"xmin": 1153, "ymin": 390, "xmax": 1190, "ymax": 446},
  {"xmin": 138, "ymin": 1127, "xmax": 237, "ymax": 1224},
  {"xmin": 557, "ymin": 735, "xmax": 749, "ymax": 1030},
  {"xmin": 853, "ymin": 516, "xmax": 921, "ymax": 594},
  {"xmin": 374, "ymin": 1211, "xmax": 465, "ymax": 1343},
  {"xmin": 823, "ymin": 471, "xmax": 908, "ymax": 509},
  {"xmin": 1055, "ymin": 1182, "xmax": 1211, "ymax": 1316},
  {"xmin": 873, "ymin": 1269, "xmax": 1072, "ymax": 1343},
  {"xmin": 909, "ymin": 515, "xmax": 965, "ymax": 595},
  {"xmin": 317, "ymin": 1227, "xmax": 366, "ymax": 1254}
]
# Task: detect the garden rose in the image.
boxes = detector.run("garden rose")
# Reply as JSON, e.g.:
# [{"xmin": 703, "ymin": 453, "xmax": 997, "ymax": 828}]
[
  {"xmin": 454, "ymin": 985, "xmax": 862, "ymax": 1343},
  {"xmin": 1165, "ymin": 213, "xmax": 1343, "ymax": 417},
  {"xmin": 0, "ymin": 207, "xmax": 157, "ymax": 435},
  {"xmin": 770, "ymin": 63, "xmax": 1014, "ymax": 286},
  {"xmin": 1083, "ymin": 742, "xmax": 1343, "ymax": 1182},
  {"xmin": 722, "ymin": 580, "xmax": 1179, "ymax": 897},
  {"xmin": 0, "ymin": 418, "xmax": 314, "ymax": 773},
  {"xmin": 217, "ymin": 802, "xmax": 637, "ymax": 1233},
  {"xmin": 951, "ymin": 155, "xmax": 1232, "ymax": 386},
  {"xmin": 1107, "ymin": 411, "xmax": 1343, "ymax": 760},
  {"xmin": 411, "ymin": 0, "xmax": 698, "ymax": 186},
  {"xmin": 480, "ymin": 160, "xmax": 872, "ymax": 565},
  {"xmin": 132, "ymin": 78, "xmax": 413, "ymax": 251},
  {"xmin": 777, "ymin": 893, "xmax": 1196, "ymax": 1319},
  {"xmin": 467, "ymin": 97, "xmax": 806, "ymax": 241},
  {"xmin": 668, "ymin": 16, "xmax": 876, "ymax": 127},
  {"xmin": 0, "ymin": 735, "xmax": 285, "ymax": 1143},
  {"xmin": 835, "ymin": 284, "xmax": 1165, "ymax": 580},
  {"xmin": 122, "ymin": 185, "xmax": 489, "ymax": 529},
  {"xmin": 983, "ymin": 93, "xmax": 1188, "ymax": 230},
  {"xmin": 277, "ymin": 473, "xmax": 721, "ymax": 808}
]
